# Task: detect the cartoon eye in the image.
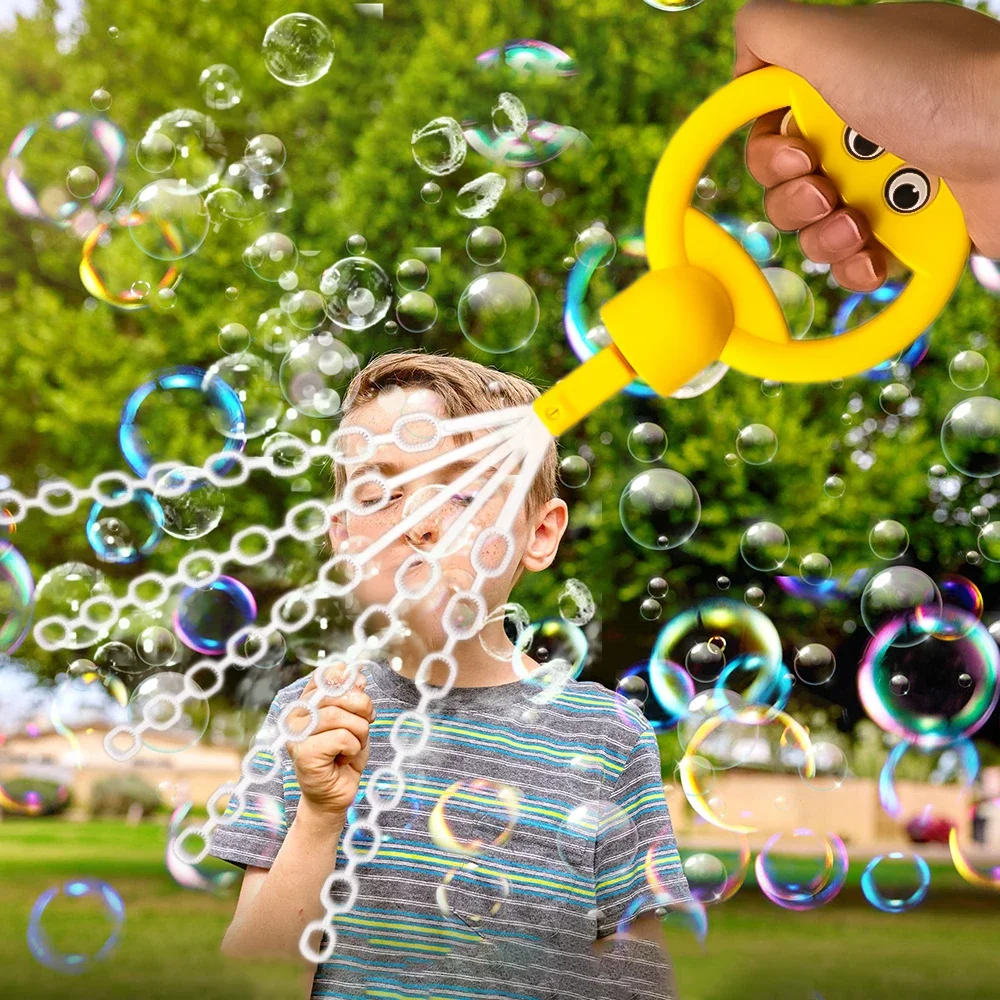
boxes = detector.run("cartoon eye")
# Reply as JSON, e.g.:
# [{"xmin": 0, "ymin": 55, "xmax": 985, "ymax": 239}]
[
  {"xmin": 844, "ymin": 127, "xmax": 884, "ymax": 160},
  {"xmin": 884, "ymin": 168, "xmax": 932, "ymax": 214}
]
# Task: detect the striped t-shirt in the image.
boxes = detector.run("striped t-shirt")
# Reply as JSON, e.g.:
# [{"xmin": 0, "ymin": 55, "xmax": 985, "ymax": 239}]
[{"xmin": 210, "ymin": 659, "xmax": 690, "ymax": 999}]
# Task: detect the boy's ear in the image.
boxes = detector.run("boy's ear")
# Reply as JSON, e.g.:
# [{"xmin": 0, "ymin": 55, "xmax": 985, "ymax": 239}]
[
  {"xmin": 329, "ymin": 512, "xmax": 349, "ymax": 550},
  {"xmin": 521, "ymin": 498, "xmax": 569, "ymax": 573}
]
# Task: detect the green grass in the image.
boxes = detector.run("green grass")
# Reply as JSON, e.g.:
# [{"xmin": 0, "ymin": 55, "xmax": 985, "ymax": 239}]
[{"xmin": 2, "ymin": 820, "xmax": 999, "ymax": 999}]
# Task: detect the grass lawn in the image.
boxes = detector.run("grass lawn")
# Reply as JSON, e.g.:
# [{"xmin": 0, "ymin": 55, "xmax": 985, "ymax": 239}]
[{"xmin": 2, "ymin": 820, "xmax": 999, "ymax": 999}]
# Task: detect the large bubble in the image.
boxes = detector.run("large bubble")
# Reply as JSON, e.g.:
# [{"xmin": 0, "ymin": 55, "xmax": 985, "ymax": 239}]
[
  {"xmin": 458, "ymin": 272, "xmax": 539, "ymax": 354},
  {"xmin": 755, "ymin": 830, "xmax": 848, "ymax": 910},
  {"xmin": 175, "ymin": 576, "xmax": 257, "ymax": 655},
  {"xmin": 619, "ymin": 469, "xmax": 700, "ymax": 550},
  {"xmin": 321, "ymin": 256, "xmax": 392, "ymax": 330},
  {"xmin": 34, "ymin": 562, "xmax": 112, "ymax": 650},
  {"xmin": 202, "ymin": 353, "xmax": 285, "ymax": 440},
  {"xmin": 463, "ymin": 118, "xmax": 586, "ymax": 168},
  {"xmin": 129, "ymin": 179, "xmax": 210, "ymax": 261},
  {"xmin": 27, "ymin": 879, "xmax": 125, "ymax": 973},
  {"xmin": 0, "ymin": 541, "xmax": 34, "ymax": 654},
  {"xmin": 860, "ymin": 567, "xmax": 942, "ymax": 645},
  {"xmin": 128, "ymin": 671, "xmax": 210, "ymax": 753},
  {"xmin": 860, "ymin": 853, "xmax": 931, "ymax": 914},
  {"xmin": 941, "ymin": 397, "xmax": 1000, "ymax": 477},
  {"xmin": 279, "ymin": 333, "xmax": 360, "ymax": 418},
  {"xmin": 858, "ymin": 606, "xmax": 999, "ymax": 748},
  {"xmin": 142, "ymin": 109, "xmax": 226, "ymax": 192},
  {"xmin": 411, "ymin": 117, "xmax": 467, "ymax": 176},
  {"xmin": 262, "ymin": 13, "xmax": 335, "ymax": 87},
  {"xmin": 152, "ymin": 467, "xmax": 225, "ymax": 539}
]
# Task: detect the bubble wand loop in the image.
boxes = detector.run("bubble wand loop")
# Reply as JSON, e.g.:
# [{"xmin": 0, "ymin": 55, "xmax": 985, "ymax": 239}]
[{"xmin": 534, "ymin": 66, "xmax": 970, "ymax": 436}]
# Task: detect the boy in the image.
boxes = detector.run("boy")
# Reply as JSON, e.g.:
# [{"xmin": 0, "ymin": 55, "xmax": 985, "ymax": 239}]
[{"xmin": 210, "ymin": 351, "xmax": 690, "ymax": 999}]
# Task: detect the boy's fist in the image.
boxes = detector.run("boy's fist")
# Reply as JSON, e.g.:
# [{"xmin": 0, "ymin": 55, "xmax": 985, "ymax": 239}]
[{"xmin": 284, "ymin": 665, "xmax": 375, "ymax": 818}]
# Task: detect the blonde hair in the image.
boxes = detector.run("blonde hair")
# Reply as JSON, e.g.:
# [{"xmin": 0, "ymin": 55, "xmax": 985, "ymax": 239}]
[{"xmin": 334, "ymin": 350, "xmax": 558, "ymax": 515}]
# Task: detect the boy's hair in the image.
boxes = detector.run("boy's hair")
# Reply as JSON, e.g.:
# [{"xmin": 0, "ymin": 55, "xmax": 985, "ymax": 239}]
[{"xmin": 334, "ymin": 350, "xmax": 558, "ymax": 516}]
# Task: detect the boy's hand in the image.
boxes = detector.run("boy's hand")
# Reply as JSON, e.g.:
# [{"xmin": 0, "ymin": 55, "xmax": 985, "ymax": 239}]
[
  {"xmin": 284, "ymin": 667, "xmax": 374, "ymax": 818},
  {"xmin": 734, "ymin": 0, "xmax": 1000, "ymax": 291}
]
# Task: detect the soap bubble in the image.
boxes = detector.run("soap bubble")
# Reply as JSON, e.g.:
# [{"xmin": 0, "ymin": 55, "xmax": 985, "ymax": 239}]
[
  {"xmin": 136, "ymin": 625, "xmax": 178, "ymax": 667},
  {"xmin": 514, "ymin": 618, "xmax": 588, "ymax": 679},
  {"xmin": 644, "ymin": 0, "xmax": 707, "ymax": 10},
  {"xmin": 949, "ymin": 351, "xmax": 989, "ymax": 391},
  {"xmin": 394, "ymin": 291, "xmax": 437, "ymax": 333},
  {"xmin": 619, "ymin": 469, "xmax": 700, "ymax": 551},
  {"xmin": 735, "ymin": 423, "xmax": 777, "ymax": 465},
  {"xmin": 136, "ymin": 131, "xmax": 175, "ymax": 174},
  {"xmin": 640, "ymin": 599, "xmax": 661, "ymax": 620},
  {"xmin": 575, "ymin": 225, "xmax": 616, "ymax": 268},
  {"xmin": 794, "ymin": 643, "xmax": 836, "ymax": 685},
  {"xmin": 256, "ymin": 307, "xmax": 299, "ymax": 355},
  {"xmin": 245, "ymin": 134, "xmax": 286, "ymax": 175},
  {"xmin": 860, "ymin": 567, "xmax": 942, "ymax": 644},
  {"xmin": 558, "ymin": 579, "xmax": 595, "ymax": 626},
  {"xmin": 696, "ymin": 176, "xmax": 718, "ymax": 200},
  {"xmin": 279, "ymin": 332, "xmax": 360, "ymax": 418},
  {"xmin": 34, "ymin": 563, "xmax": 112, "ymax": 650},
  {"xmin": 558, "ymin": 801, "xmax": 638, "ymax": 871},
  {"xmin": 143, "ymin": 109, "xmax": 226, "ymax": 192},
  {"xmin": 202, "ymin": 352, "xmax": 284, "ymax": 440},
  {"xmin": 129, "ymin": 671, "xmax": 209, "ymax": 752},
  {"xmin": 861, "ymin": 853, "xmax": 931, "ymax": 913},
  {"xmin": 85, "ymin": 491, "xmax": 164, "ymax": 564},
  {"xmin": 27, "ymin": 879, "xmax": 125, "ymax": 973},
  {"xmin": 322, "ymin": 256, "xmax": 392, "ymax": 330},
  {"xmin": 175, "ymin": 576, "xmax": 256, "ymax": 655},
  {"xmin": 755, "ymin": 830, "xmax": 848, "ymax": 910},
  {"xmin": 941, "ymin": 397, "xmax": 1000, "ymax": 476},
  {"xmin": 683, "ymin": 853, "xmax": 729, "ymax": 902},
  {"xmin": 764, "ymin": 267, "xmax": 815, "ymax": 339},
  {"xmin": 879, "ymin": 382, "xmax": 910, "ymax": 415},
  {"xmin": 0, "ymin": 542, "xmax": 34, "ymax": 655},
  {"xmin": 492, "ymin": 92, "xmax": 528, "ymax": 138},
  {"xmin": 152, "ymin": 467, "xmax": 225, "ymax": 539},
  {"xmin": 458, "ymin": 272, "xmax": 539, "ymax": 354},
  {"xmin": 744, "ymin": 585, "xmax": 766, "ymax": 608},
  {"xmin": 627, "ymin": 423, "xmax": 667, "ymax": 462},
  {"xmin": 396, "ymin": 258, "xmax": 429, "ymax": 291},
  {"xmin": 262, "ymin": 13, "xmax": 334, "ymax": 86},
  {"xmin": 456, "ymin": 172, "xmax": 506, "ymax": 219},
  {"xmin": 978, "ymin": 522, "xmax": 1000, "ymax": 562},
  {"xmin": 437, "ymin": 862, "xmax": 510, "ymax": 929},
  {"xmin": 90, "ymin": 88, "xmax": 112, "ymax": 111},
  {"xmin": 476, "ymin": 39, "xmax": 578, "ymax": 77},
  {"xmin": 858, "ymin": 606, "xmax": 998, "ymax": 748},
  {"xmin": 558, "ymin": 455, "xmax": 590, "ymax": 488},
  {"xmin": 616, "ymin": 674, "xmax": 649, "ymax": 709},
  {"xmin": 463, "ymin": 118, "xmax": 586, "ymax": 168},
  {"xmin": 94, "ymin": 640, "xmax": 141, "ymax": 677},
  {"xmin": 466, "ymin": 226, "xmax": 506, "ymax": 265},
  {"xmin": 740, "ymin": 522, "xmax": 790, "ymax": 572},
  {"xmin": 799, "ymin": 552, "xmax": 832, "ymax": 585},
  {"xmin": 525, "ymin": 169, "xmax": 545, "ymax": 191},
  {"xmin": 199, "ymin": 64, "xmax": 242, "ymax": 110},
  {"xmin": 869, "ymin": 519, "xmax": 909, "ymax": 560},
  {"xmin": 742, "ymin": 221, "xmax": 780, "ymax": 263},
  {"xmin": 129, "ymin": 179, "xmax": 209, "ymax": 261},
  {"xmin": 286, "ymin": 289, "xmax": 326, "ymax": 331},
  {"xmin": 411, "ymin": 116, "xmax": 467, "ymax": 176},
  {"xmin": 3, "ymin": 112, "xmax": 125, "ymax": 228},
  {"xmin": 824, "ymin": 475, "xmax": 846, "ymax": 498},
  {"xmin": 420, "ymin": 181, "xmax": 442, "ymax": 203},
  {"xmin": 66, "ymin": 164, "xmax": 99, "ymax": 199},
  {"xmin": 244, "ymin": 232, "xmax": 297, "ymax": 282}
]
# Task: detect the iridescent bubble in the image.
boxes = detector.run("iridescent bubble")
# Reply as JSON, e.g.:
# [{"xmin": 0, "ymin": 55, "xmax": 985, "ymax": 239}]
[
  {"xmin": 0, "ymin": 542, "xmax": 34, "ymax": 655},
  {"xmin": 199, "ymin": 64, "xmax": 242, "ymax": 110},
  {"xmin": 411, "ymin": 117, "xmax": 467, "ymax": 176},
  {"xmin": 136, "ymin": 625, "xmax": 178, "ymax": 667},
  {"xmin": 574, "ymin": 225, "xmax": 616, "ymax": 268},
  {"xmin": 245, "ymin": 133, "xmax": 286, "ymax": 175},
  {"xmin": 262, "ymin": 13, "xmax": 335, "ymax": 87},
  {"xmin": 279, "ymin": 332, "xmax": 360, "ymax": 418},
  {"xmin": 321, "ymin": 256, "xmax": 392, "ymax": 330},
  {"xmin": 950, "ymin": 351, "xmax": 989, "ymax": 391},
  {"xmin": 437, "ymin": 862, "xmax": 510, "ymax": 929},
  {"xmin": 202, "ymin": 352, "xmax": 284, "ymax": 440},
  {"xmin": 741, "ymin": 221, "xmax": 780, "ymax": 263},
  {"xmin": 175, "ymin": 576, "xmax": 256, "ymax": 656},
  {"xmin": 763, "ymin": 267, "xmax": 815, "ymax": 339},
  {"xmin": 458, "ymin": 272, "xmax": 538, "ymax": 354},
  {"xmin": 858, "ymin": 606, "xmax": 998, "ymax": 747},
  {"xmin": 941, "ymin": 397, "xmax": 1000, "ymax": 476},
  {"xmin": 861, "ymin": 853, "xmax": 931, "ymax": 913},
  {"xmin": 627, "ymin": 422, "xmax": 667, "ymax": 462},
  {"xmin": 619, "ymin": 469, "xmax": 700, "ymax": 551},
  {"xmin": 755, "ymin": 830, "xmax": 848, "ymax": 910},
  {"xmin": 735, "ymin": 423, "xmax": 777, "ymax": 465},
  {"xmin": 558, "ymin": 455, "xmax": 590, "ymax": 488},
  {"xmin": 27, "ymin": 879, "xmax": 125, "ymax": 973},
  {"xmin": 396, "ymin": 291, "xmax": 438, "ymax": 333},
  {"xmin": 466, "ymin": 226, "xmax": 506, "ymax": 265},
  {"xmin": 129, "ymin": 671, "xmax": 210, "ymax": 752},
  {"xmin": 244, "ymin": 232, "xmax": 297, "ymax": 282},
  {"xmin": 456, "ymin": 172, "xmax": 506, "ymax": 219},
  {"xmin": 463, "ymin": 118, "xmax": 585, "ymax": 168},
  {"xmin": 420, "ymin": 181, "xmax": 442, "ymax": 204},
  {"xmin": 475, "ymin": 39, "xmax": 578, "ymax": 77},
  {"xmin": 869, "ymin": 519, "xmax": 909, "ymax": 560},
  {"xmin": 740, "ymin": 521, "xmax": 790, "ymax": 572},
  {"xmin": 85, "ymin": 490, "xmax": 164, "ymax": 564},
  {"xmin": 128, "ymin": 179, "xmax": 209, "ymax": 262},
  {"xmin": 396, "ymin": 258, "xmax": 429, "ymax": 292},
  {"xmin": 492, "ymin": 92, "xmax": 528, "ymax": 138},
  {"xmin": 860, "ymin": 567, "xmax": 942, "ymax": 644},
  {"xmin": 152, "ymin": 467, "xmax": 225, "ymax": 539},
  {"xmin": 616, "ymin": 674, "xmax": 649, "ymax": 708},
  {"xmin": 793, "ymin": 643, "xmax": 836, "ymax": 685},
  {"xmin": 34, "ymin": 563, "xmax": 112, "ymax": 650},
  {"xmin": 683, "ymin": 853, "xmax": 729, "ymax": 903},
  {"xmin": 143, "ymin": 109, "xmax": 226, "ymax": 192},
  {"xmin": 799, "ymin": 552, "xmax": 832, "ymax": 585},
  {"xmin": 824, "ymin": 475, "xmax": 846, "ymax": 498}
]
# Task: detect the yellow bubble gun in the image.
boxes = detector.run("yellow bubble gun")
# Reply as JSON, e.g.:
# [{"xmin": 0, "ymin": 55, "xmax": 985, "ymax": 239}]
[{"xmin": 534, "ymin": 66, "xmax": 970, "ymax": 436}]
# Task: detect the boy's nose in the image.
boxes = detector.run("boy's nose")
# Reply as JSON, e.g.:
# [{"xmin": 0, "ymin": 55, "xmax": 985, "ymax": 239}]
[{"xmin": 403, "ymin": 521, "xmax": 439, "ymax": 550}]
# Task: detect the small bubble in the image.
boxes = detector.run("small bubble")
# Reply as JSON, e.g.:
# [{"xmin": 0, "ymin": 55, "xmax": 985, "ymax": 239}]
[
  {"xmin": 525, "ymin": 169, "xmax": 546, "ymax": 191},
  {"xmin": 647, "ymin": 577, "xmax": 668, "ymax": 599},
  {"xmin": 420, "ymin": 182, "xmax": 442, "ymax": 204},
  {"xmin": 347, "ymin": 234, "xmax": 367, "ymax": 254},
  {"xmin": 716, "ymin": 575, "xmax": 730, "ymax": 590},
  {"xmin": 695, "ymin": 176, "xmax": 718, "ymax": 200},
  {"xmin": 890, "ymin": 673, "xmax": 910, "ymax": 696},
  {"xmin": 108, "ymin": 25, "xmax": 120, "ymax": 39},
  {"xmin": 736, "ymin": 423, "xmax": 777, "ymax": 465},
  {"xmin": 724, "ymin": 453, "xmax": 738, "ymax": 467},
  {"xmin": 156, "ymin": 287, "xmax": 177, "ymax": 309},
  {"xmin": 824, "ymin": 475, "xmax": 846, "ymax": 498},
  {"xmin": 744, "ymin": 585, "xmax": 765, "ymax": 608},
  {"xmin": 90, "ymin": 88, "xmax": 112, "ymax": 111},
  {"xmin": 466, "ymin": 226, "xmax": 506, "ymax": 266},
  {"xmin": 225, "ymin": 285, "xmax": 240, "ymax": 301},
  {"xmin": 640, "ymin": 598, "xmax": 661, "ymax": 621},
  {"xmin": 574, "ymin": 225, "xmax": 616, "ymax": 268},
  {"xmin": 958, "ymin": 672, "xmax": 973, "ymax": 688},
  {"xmin": 627, "ymin": 423, "xmax": 667, "ymax": 463},
  {"xmin": 558, "ymin": 455, "xmax": 590, "ymax": 488},
  {"xmin": 761, "ymin": 380, "xmax": 782, "ymax": 398}
]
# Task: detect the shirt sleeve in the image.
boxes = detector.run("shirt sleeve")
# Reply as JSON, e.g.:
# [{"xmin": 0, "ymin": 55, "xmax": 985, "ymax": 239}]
[
  {"xmin": 594, "ymin": 719, "xmax": 690, "ymax": 938},
  {"xmin": 208, "ymin": 693, "xmax": 291, "ymax": 870}
]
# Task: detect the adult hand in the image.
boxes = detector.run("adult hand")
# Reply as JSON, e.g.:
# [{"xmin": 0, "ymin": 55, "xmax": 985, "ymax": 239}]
[
  {"xmin": 734, "ymin": 0, "xmax": 1000, "ymax": 291},
  {"xmin": 284, "ymin": 665, "xmax": 374, "ymax": 818}
]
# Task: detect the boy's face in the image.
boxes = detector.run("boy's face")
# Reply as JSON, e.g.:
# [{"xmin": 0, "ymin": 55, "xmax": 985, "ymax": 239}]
[{"xmin": 330, "ymin": 388, "xmax": 566, "ymax": 657}]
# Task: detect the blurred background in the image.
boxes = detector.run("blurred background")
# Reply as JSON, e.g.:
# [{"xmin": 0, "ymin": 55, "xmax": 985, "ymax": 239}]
[{"xmin": 2, "ymin": 0, "xmax": 1000, "ymax": 997}]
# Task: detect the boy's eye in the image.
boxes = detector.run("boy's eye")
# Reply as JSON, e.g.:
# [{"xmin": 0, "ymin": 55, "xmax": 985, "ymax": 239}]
[{"xmin": 358, "ymin": 493, "xmax": 402, "ymax": 509}]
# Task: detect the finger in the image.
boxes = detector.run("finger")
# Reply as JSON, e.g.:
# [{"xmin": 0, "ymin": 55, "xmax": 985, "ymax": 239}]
[
  {"xmin": 347, "ymin": 738, "xmax": 371, "ymax": 775},
  {"xmin": 830, "ymin": 246, "xmax": 888, "ymax": 293},
  {"xmin": 797, "ymin": 206, "xmax": 871, "ymax": 264},
  {"xmin": 311, "ymin": 705, "xmax": 371, "ymax": 745},
  {"xmin": 313, "ymin": 689, "xmax": 373, "ymax": 720},
  {"xmin": 746, "ymin": 111, "xmax": 817, "ymax": 188},
  {"xmin": 289, "ymin": 727, "xmax": 363, "ymax": 764},
  {"xmin": 763, "ymin": 173, "xmax": 839, "ymax": 231}
]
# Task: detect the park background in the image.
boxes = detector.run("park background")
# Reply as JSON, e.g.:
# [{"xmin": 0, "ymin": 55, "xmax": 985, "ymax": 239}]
[{"xmin": 1, "ymin": 0, "xmax": 1000, "ymax": 997}]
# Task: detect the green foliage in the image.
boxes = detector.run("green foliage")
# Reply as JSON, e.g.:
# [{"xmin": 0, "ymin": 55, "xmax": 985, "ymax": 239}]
[
  {"xmin": 1, "ymin": 0, "xmax": 998, "ymax": 745},
  {"xmin": 89, "ymin": 774, "xmax": 160, "ymax": 817},
  {"xmin": 0, "ymin": 776, "xmax": 70, "ymax": 815}
]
